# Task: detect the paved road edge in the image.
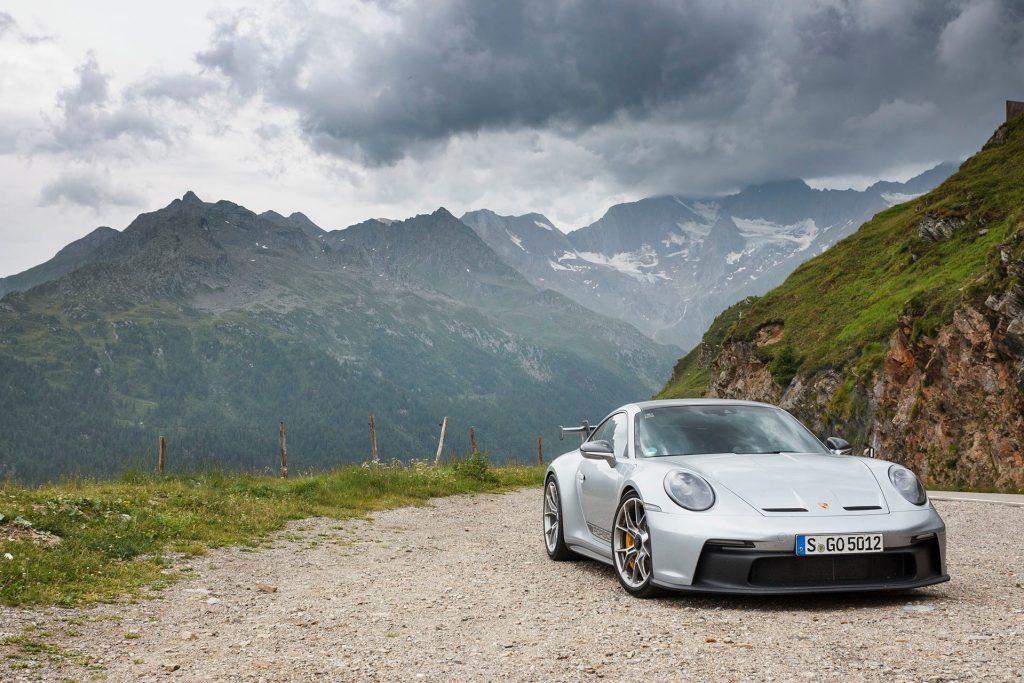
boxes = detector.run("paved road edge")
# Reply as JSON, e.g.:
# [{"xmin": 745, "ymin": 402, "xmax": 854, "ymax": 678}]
[{"xmin": 928, "ymin": 491, "xmax": 1024, "ymax": 507}]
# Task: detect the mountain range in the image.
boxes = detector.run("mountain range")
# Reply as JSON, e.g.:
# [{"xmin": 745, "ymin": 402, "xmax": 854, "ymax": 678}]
[
  {"xmin": 0, "ymin": 194, "xmax": 675, "ymax": 481},
  {"xmin": 0, "ymin": 162, "xmax": 957, "ymax": 482},
  {"xmin": 462, "ymin": 163, "xmax": 957, "ymax": 348}
]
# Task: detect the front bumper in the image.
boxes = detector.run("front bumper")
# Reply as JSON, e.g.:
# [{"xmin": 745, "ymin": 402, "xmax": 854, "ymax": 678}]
[{"xmin": 646, "ymin": 508, "xmax": 948, "ymax": 594}]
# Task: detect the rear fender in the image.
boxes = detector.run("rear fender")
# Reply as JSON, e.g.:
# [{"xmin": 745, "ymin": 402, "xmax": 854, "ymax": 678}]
[{"xmin": 546, "ymin": 451, "xmax": 588, "ymax": 548}]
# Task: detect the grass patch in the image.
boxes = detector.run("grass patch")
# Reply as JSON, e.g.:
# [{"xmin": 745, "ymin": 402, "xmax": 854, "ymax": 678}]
[
  {"xmin": 1, "ymin": 628, "xmax": 102, "ymax": 670},
  {"xmin": 0, "ymin": 461, "xmax": 544, "ymax": 607}
]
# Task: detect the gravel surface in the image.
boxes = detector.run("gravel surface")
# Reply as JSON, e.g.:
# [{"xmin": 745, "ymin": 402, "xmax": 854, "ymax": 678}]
[{"xmin": 1, "ymin": 492, "xmax": 1022, "ymax": 682}]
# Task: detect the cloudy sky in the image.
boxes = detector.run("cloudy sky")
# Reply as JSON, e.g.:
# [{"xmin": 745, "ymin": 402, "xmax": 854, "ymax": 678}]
[{"xmin": 1, "ymin": 0, "xmax": 1021, "ymax": 276}]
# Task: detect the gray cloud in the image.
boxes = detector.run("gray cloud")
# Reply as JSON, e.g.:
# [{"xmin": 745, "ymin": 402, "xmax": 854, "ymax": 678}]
[
  {"xmin": 0, "ymin": 11, "xmax": 54, "ymax": 44},
  {"xmin": 41, "ymin": 54, "xmax": 167, "ymax": 154},
  {"xmin": 126, "ymin": 73, "xmax": 221, "ymax": 104},
  {"xmin": 39, "ymin": 169, "xmax": 143, "ymax": 209},
  {"xmin": 192, "ymin": 0, "xmax": 1024, "ymax": 194},
  {"xmin": 0, "ymin": 11, "xmax": 14, "ymax": 37}
]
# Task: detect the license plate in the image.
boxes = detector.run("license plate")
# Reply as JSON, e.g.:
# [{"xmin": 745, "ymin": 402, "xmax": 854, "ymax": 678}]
[{"xmin": 796, "ymin": 533, "xmax": 883, "ymax": 556}]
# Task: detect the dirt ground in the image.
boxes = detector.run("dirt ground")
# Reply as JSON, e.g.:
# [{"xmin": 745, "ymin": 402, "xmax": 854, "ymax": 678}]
[{"xmin": 1, "ymin": 491, "xmax": 1021, "ymax": 682}]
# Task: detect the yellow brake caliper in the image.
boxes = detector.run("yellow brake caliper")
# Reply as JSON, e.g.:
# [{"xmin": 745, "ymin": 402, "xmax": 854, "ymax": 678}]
[{"xmin": 625, "ymin": 532, "xmax": 635, "ymax": 570}]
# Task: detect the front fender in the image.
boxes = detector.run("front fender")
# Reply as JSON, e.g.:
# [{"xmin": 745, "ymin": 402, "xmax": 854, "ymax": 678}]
[{"xmin": 620, "ymin": 460, "xmax": 760, "ymax": 516}]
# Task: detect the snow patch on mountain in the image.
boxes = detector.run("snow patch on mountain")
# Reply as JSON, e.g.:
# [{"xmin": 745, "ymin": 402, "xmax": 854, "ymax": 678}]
[
  {"xmin": 534, "ymin": 219, "xmax": 556, "ymax": 231},
  {"xmin": 662, "ymin": 222, "xmax": 710, "ymax": 249},
  {"xmin": 662, "ymin": 232, "xmax": 688, "ymax": 248},
  {"xmin": 673, "ymin": 197, "xmax": 719, "ymax": 222},
  {"xmin": 548, "ymin": 259, "xmax": 588, "ymax": 273},
  {"xmin": 575, "ymin": 245, "xmax": 663, "ymax": 281},
  {"xmin": 505, "ymin": 229, "xmax": 526, "ymax": 252},
  {"xmin": 733, "ymin": 217, "xmax": 819, "ymax": 252}
]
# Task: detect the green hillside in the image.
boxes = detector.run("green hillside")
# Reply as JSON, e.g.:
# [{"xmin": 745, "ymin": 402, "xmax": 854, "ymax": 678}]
[
  {"xmin": 660, "ymin": 116, "xmax": 1024, "ymax": 400},
  {"xmin": 0, "ymin": 198, "xmax": 675, "ymax": 483}
]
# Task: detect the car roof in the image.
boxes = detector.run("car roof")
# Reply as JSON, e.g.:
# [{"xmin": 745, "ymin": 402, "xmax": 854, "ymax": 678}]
[{"xmin": 626, "ymin": 398, "xmax": 780, "ymax": 411}]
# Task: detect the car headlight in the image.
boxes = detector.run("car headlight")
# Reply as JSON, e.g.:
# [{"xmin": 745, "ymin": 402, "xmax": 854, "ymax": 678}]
[
  {"xmin": 664, "ymin": 470, "xmax": 715, "ymax": 511},
  {"xmin": 888, "ymin": 464, "xmax": 926, "ymax": 505}
]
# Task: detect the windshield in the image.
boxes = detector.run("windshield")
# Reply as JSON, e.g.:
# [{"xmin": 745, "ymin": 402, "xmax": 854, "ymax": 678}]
[{"xmin": 634, "ymin": 405, "xmax": 827, "ymax": 457}]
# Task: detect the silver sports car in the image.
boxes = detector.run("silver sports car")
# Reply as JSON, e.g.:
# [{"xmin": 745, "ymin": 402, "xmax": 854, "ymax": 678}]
[{"xmin": 543, "ymin": 399, "xmax": 948, "ymax": 597}]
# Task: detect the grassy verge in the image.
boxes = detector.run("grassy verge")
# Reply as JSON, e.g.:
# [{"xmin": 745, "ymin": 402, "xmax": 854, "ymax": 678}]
[{"xmin": 0, "ymin": 460, "xmax": 545, "ymax": 607}]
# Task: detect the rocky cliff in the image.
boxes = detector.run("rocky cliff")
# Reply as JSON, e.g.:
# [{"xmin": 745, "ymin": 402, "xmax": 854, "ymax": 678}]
[{"xmin": 660, "ymin": 120, "xmax": 1024, "ymax": 490}]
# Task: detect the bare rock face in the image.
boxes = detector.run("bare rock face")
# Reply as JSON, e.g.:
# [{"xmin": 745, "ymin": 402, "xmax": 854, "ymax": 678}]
[
  {"xmin": 705, "ymin": 238, "xmax": 1024, "ymax": 489},
  {"xmin": 918, "ymin": 212, "xmax": 966, "ymax": 242},
  {"xmin": 871, "ymin": 304, "xmax": 1024, "ymax": 489},
  {"xmin": 984, "ymin": 123, "xmax": 1010, "ymax": 149},
  {"xmin": 755, "ymin": 322, "xmax": 785, "ymax": 346},
  {"xmin": 707, "ymin": 341, "xmax": 779, "ymax": 403}
]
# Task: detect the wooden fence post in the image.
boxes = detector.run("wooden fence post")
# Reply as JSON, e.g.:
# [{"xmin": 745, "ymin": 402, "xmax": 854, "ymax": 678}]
[
  {"xmin": 537, "ymin": 435, "xmax": 543, "ymax": 466},
  {"xmin": 469, "ymin": 426, "xmax": 478, "ymax": 456},
  {"xmin": 369, "ymin": 414, "xmax": 379, "ymax": 463},
  {"xmin": 434, "ymin": 416, "xmax": 449, "ymax": 466},
  {"xmin": 158, "ymin": 436, "xmax": 166, "ymax": 476},
  {"xmin": 279, "ymin": 421, "xmax": 288, "ymax": 478}
]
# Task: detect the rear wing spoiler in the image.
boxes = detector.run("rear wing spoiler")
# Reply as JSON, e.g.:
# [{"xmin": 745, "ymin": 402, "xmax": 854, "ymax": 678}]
[{"xmin": 559, "ymin": 421, "xmax": 593, "ymax": 441}]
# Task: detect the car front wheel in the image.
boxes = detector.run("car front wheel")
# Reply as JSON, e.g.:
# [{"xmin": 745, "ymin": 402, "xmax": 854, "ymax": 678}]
[{"xmin": 612, "ymin": 492, "xmax": 663, "ymax": 598}]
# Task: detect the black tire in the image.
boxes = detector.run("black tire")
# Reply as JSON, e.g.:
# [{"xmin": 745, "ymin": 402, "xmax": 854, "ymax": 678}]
[
  {"xmin": 612, "ymin": 491, "xmax": 664, "ymax": 598},
  {"xmin": 542, "ymin": 475, "xmax": 578, "ymax": 561}
]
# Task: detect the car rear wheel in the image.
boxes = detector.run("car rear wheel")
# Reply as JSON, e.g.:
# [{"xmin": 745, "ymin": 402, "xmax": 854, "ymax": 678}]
[
  {"xmin": 543, "ymin": 476, "xmax": 577, "ymax": 561},
  {"xmin": 613, "ymin": 492, "xmax": 663, "ymax": 598}
]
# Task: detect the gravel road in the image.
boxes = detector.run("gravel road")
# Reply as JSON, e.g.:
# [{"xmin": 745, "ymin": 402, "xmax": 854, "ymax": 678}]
[{"xmin": 1, "ymin": 491, "xmax": 1022, "ymax": 682}]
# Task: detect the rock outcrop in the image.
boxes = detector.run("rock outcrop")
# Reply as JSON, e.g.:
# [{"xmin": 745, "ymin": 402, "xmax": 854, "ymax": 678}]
[{"xmin": 704, "ymin": 234, "xmax": 1024, "ymax": 489}]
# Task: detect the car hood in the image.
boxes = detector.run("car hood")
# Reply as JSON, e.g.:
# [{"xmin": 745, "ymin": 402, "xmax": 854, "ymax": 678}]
[{"xmin": 661, "ymin": 452, "xmax": 889, "ymax": 516}]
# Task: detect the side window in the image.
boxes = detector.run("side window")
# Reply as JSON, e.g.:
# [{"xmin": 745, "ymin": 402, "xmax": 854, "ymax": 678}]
[
  {"xmin": 589, "ymin": 416, "xmax": 616, "ymax": 446},
  {"xmin": 610, "ymin": 413, "xmax": 628, "ymax": 459},
  {"xmin": 590, "ymin": 413, "xmax": 629, "ymax": 459}
]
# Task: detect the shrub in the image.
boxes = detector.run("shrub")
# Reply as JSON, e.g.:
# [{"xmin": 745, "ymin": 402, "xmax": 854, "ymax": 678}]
[
  {"xmin": 451, "ymin": 450, "xmax": 495, "ymax": 483},
  {"xmin": 769, "ymin": 343, "xmax": 802, "ymax": 388}
]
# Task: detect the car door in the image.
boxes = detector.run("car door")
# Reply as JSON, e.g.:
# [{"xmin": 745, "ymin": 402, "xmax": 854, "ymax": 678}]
[{"xmin": 577, "ymin": 412, "xmax": 629, "ymax": 544}]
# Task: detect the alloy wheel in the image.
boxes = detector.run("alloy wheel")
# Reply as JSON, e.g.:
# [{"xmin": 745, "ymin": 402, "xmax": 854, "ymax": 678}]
[
  {"xmin": 613, "ymin": 496, "xmax": 652, "ymax": 589},
  {"xmin": 543, "ymin": 479, "xmax": 560, "ymax": 554}
]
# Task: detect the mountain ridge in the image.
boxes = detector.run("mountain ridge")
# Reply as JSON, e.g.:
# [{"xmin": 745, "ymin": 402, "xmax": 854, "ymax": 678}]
[
  {"xmin": 461, "ymin": 162, "xmax": 957, "ymax": 349},
  {"xmin": 0, "ymin": 226, "xmax": 119, "ymax": 298}
]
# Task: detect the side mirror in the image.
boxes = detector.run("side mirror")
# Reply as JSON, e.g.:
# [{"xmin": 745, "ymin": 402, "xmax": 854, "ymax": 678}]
[
  {"xmin": 825, "ymin": 437, "xmax": 852, "ymax": 456},
  {"xmin": 580, "ymin": 439, "xmax": 616, "ymax": 466}
]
